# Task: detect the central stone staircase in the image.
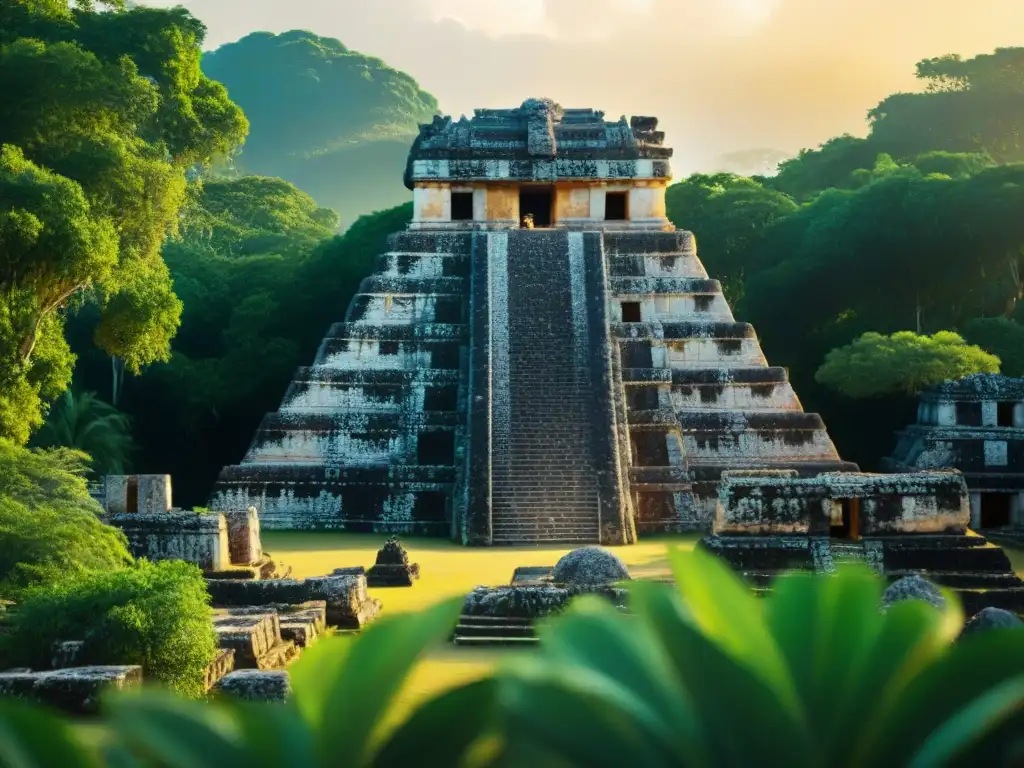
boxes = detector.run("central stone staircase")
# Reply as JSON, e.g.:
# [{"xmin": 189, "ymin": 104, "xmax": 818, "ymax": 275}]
[{"xmin": 490, "ymin": 231, "xmax": 604, "ymax": 544}]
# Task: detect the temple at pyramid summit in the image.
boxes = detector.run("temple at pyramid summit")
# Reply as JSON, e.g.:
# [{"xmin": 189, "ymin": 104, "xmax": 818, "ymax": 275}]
[{"xmin": 211, "ymin": 98, "xmax": 859, "ymax": 545}]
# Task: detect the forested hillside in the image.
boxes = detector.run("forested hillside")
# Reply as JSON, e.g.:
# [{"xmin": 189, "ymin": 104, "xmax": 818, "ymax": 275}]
[{"xmin": 202, "ymin": 30, "xmax": 438, "ymax": 229}]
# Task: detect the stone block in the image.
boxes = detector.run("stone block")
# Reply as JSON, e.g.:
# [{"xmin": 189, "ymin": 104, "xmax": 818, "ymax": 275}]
[
  {"xmin": 225, "ymin": 603, "xmax": 327, "ymax": 648},
  {"xmin": 212, "ymin": 610, "xmax": 282, "ymax": 668},
  {"xmin": 213, "ymin": 670, "xmax": 291, "ymax": 703},
  {"xmin": 206, "ymin": 578, "xmax": 309, "ymax": 607},
  {"xmin": 331, "ymin": 566, "xmax": 367, "ymax": 577},
  {"xmin": 104, "ymin": 475, "xmax": 172, "ymax": 515},
  {"xmin": 306, "ymin": 575, "xmax": 381, "ymax": 629},
  {"xmin": 224, "ymin": 507, "xmax": 262, "ymax": 566},
  {"xmin": 0, "ymin": 666, "xmax": 142, "ymax": 715},
  {"xmin": 205, "ymin": 649, "xmax": 236, "ymax": 691},
  {"xmin": 112, "ymin": 511, "xmax": 230, "ymax": 571}
]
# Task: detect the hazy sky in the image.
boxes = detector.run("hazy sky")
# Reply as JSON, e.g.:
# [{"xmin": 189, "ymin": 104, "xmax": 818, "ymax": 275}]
[{"xmin": 153, "ymin": 0, "xmax": 1024, "ymax": 174}]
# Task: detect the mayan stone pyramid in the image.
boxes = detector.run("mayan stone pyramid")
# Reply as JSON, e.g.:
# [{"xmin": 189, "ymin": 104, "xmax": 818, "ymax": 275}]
[{"xmin": 212, "ymin": 99, "xmax": 855, "ymax": 545}]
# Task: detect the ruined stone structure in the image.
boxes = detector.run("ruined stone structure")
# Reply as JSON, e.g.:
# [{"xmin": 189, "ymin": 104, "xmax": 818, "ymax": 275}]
[
  {"xmin": 701, "ymin": 469, "xmax": 1024, "ymax": 614},
  {"xmin": 212, "ymin": 99, "xmax": 853, "ymax": 545},
  {"xmin": 884, "ymin": 374, "xmax": 1024, "ymax": 532},
  {"xmin": 114, "ymin": 511, "xmax": 231, "ymax": 572},
  {"xmin": 103, "ymin": 475, "xmax": 172, "ymax": 516}
]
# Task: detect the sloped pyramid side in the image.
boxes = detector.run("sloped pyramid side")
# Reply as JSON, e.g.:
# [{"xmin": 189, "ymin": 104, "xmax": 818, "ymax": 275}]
[
  {"xmin": 604, "ymin": 230, "xmax": 858, "ymax": 533},
  {"xmin": 211, "ymin": 231, "xmax": 473, "ymax": 532}
]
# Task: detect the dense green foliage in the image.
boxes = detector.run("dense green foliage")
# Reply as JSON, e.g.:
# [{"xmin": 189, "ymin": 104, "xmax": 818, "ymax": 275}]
[
  {"xmin": 665, "ymin": 173, "xmax": 797, "ymax": 301},
  {"xmin": 1, "ymin": 559, "xmax": 216, "ymax": 698},
  {"xmin": 202, "ymin": 30, "xmax": 437, "ymax": 228},
  {"xmin": 0, "ymin": 440, "xmax": 132, "ymax": 598},
  {"xmin": 0, "ymin": 0, "xmax": 247, "ymax": 444},
  {"xmin": 815, "ymin": 332, "xmax": 1001, "ymax": 399},
  {"xmin": 70, "ymin": 195, "xmax": 410, "ymax": 504},
  {"xmin": 2, "ymin": 551, "xmax": 1022, "ymax": 765},
  {"xmin": 962, "ymin": 317, "xmax": 1024, "ymax": 378},
  {"xmin": 30, "ymin": 390, "xmax": 134, "ymax": 475}
]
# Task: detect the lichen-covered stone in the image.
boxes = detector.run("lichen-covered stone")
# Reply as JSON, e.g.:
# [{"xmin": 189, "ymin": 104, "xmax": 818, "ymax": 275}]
[
  {"xmin": 462, "ymin": 586, "xmax": 571, "ymax": 619},
  {"xmin": 552, "ymin": 547, "xmax": 630, "ymax": 586},
  {"xmin": 305, "ymin": 575, "xmax": 382, "ymax": 629},
  {"xmin": 0, "ymin": 666, "xmax": 142, "ymax": 715},
  {"xmin": 881, "ymin": 575, "xmax": 946, "ymax": 612},
  {"xmin": 112, "ymin": 511, "xmax": 230, "ymax": 571},
  {"xmin": 213, "ymin": 670, "xmax": 291, "ymax": 703},
  {"xmin": 961, "ymin": 607, "xmax": 1024, "ymax": 636}
]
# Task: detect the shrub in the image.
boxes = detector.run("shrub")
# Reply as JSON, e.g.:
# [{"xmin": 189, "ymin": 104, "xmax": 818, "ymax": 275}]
[
  {"xmin": 0, "ymin": 560, "xmax": 216, "ymax": 698},
  {"xmin": 0, "ymin": 441, "xmax": 132, "ymax": 597},
  {"xmin": 1, "ymin": 551, "xmax": 1022, "ymax": 765}
]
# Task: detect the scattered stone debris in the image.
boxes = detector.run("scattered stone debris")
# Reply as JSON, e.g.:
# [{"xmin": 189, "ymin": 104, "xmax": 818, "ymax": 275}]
[
  {"xmin": 213, "ymin": 670, "xmax": 291, "ymax": 703},
  {"xmin": 366, "ymin": 537, "xmax": 420, "ymax": 587},
  {"xmin": 881, "ymin": 575, "xmax": 947, "ymax": 612},
  {"xmin": 961, "ymin": 607, "xmax": 1024, "ymax": 637},
  {"xmin": 551, "ymin": 547, "xmax": 630, "ymax": 586},
  {"xmin": 0, "ymin": 666, "xmax": 142, "ymax": 715}
]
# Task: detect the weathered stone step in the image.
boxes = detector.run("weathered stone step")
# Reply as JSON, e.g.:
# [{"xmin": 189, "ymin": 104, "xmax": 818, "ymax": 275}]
[{"xmin": 452, "ymin": 635, "xmax": 539, "ymax": 647}]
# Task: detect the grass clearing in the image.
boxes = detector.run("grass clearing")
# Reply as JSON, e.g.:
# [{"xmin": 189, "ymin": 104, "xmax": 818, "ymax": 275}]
[{"xmin": 263, "ymin": 532, "xmax": 1024, "ymax": 720}]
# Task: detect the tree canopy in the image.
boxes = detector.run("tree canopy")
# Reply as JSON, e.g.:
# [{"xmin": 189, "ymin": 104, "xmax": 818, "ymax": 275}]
[
  {"xmin": 815, "ymin": 331, "xmax": 1000, "ymax": 399},
  {"xmin": 0, "ymin": 0, "xmax": 247, "ymax": 444}
]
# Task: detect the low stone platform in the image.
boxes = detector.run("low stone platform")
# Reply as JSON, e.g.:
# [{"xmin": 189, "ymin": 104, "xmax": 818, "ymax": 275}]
[
  {"xmin": 213, "ymin": 670, "xmax": 291, "ymax": 703},
  {"xmin": 700, "ymin": 534, "xmax": 1024, "ymax": 614},
  {"xmin": 206, "ymin": 574, "xmax": 380, "ymax": 629},
  {"xmin": 0, "ymin": 666, "xmax": 141, "ymax": 715}
]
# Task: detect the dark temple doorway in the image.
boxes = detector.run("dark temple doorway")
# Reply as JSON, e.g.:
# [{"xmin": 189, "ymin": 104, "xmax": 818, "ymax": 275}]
[
  {"xmin": 980, "ymin": 493, "xmax": 1013, "ymax": 529},
  {"xmin": 519, "ymin": 186, "xmax": 554, "ymax": 227},
  {"xmin": 831, "ymin": 498, "xmax": 861, "ymax": 540}
]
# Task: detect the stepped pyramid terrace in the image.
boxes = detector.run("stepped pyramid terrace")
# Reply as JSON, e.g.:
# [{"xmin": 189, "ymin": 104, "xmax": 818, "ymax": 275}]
[{"xmin": 212, "ymin": 98, "xmax": 861, "ymax": 546}]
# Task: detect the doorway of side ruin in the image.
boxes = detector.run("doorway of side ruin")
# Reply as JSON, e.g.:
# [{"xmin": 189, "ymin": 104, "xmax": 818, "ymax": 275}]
[
  {"xmin": 126, "ymin": 476, "xmax": 139, "ymax": 514},
  {"xmin": 830, "ymin": 497, "xmax": 861, "ymax": 540},
  {"xmin": 519, "ymin": 186, "xmax": 554, "ymax": 228},
  {"xmin": 980, "ymin": 493, "xmax": 1012, "ymax": 529}
]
